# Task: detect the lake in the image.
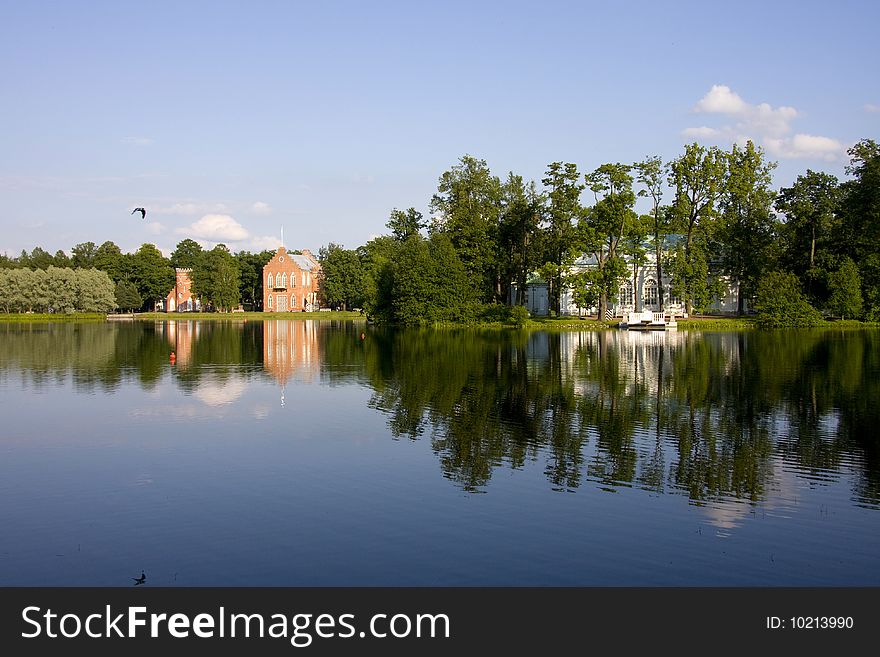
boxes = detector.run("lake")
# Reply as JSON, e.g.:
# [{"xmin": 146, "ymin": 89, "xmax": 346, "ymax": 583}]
[{"xmin": 1, "ymin": 320, "xmax": 878, "ymax": 586}]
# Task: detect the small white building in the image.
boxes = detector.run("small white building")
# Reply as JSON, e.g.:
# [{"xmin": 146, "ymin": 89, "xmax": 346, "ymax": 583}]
[{"xmin": 512, "ymin": 246, "xmax": 744, "ymax": 317}]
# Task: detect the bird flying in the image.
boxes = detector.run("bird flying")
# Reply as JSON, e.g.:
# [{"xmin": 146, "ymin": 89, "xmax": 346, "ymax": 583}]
[
  {"xmin": 132, "ymin": 207, "xmax": 146, "ymax": 219},
  {"xmin": 132, "ymin": 571, "xmax": 146, "ymax": 585}
]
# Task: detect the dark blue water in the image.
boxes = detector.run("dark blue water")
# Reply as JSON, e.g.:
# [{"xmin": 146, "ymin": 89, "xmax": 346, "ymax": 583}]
[{"xmin": 0, "ymin": 321, "xmax": 878, "ymax": 586}]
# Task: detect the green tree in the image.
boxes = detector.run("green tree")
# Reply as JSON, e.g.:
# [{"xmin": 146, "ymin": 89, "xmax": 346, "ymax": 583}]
[
  {"xmin": 754, "ymin": 271, "xmax": 824, "ymax": 328},
  {"xmin": 669, "ymin": 143, "xmax": 727, "ymax": 315},
  {"xmin": 636, "ymin": 156, "xmax": 671, "ymax": 311},
  {"xmin": 0, "ymin": 269, "xmax": 30, "ymax": 311},
  {"xmin": 357, "ymin": 235, "xmax": 399, "ymax": 321},
  {"xmin": 775, "ymin": 170, "xmax": 839, "ymax": 301},
  {"xmin": 235, "ymin": 249, "xmax": 274, "ymax": 310},
  {"xmin": 71, "ymin": 241, "xmax": 98, "ymax": 269},
  {"xmin": 541, "ymin": 162, "xmax": 584, "ymax": 314},
  {"xmin": 386, "ymin": 207, "xmax": 425, "ymax": 242},
  {"xmin": 46, "ymin": 266, "xmax": 77, "ymax": 313},
  {"xmin": 191, "ymin": 244, "xmax": 241, "ymax": 312},
  {"xmin": 115, "ymin": 279, "xmax": 142, "ymax": 312},
  {"xmin": 53, "ymin": 250, "xmax": 71, "ymax": 268},
  {"xmin": 666, "ymin": 242, "xmax": 720, "ymax": 313},
  {"xmin": 826, "ymin": 258, "xmax": 863, "ymax": 320},
  {"xmin": 131, "ymin": 243, "xmax": 175, "ymax": 310},
  {"xmin": 837, "ymin": 139, "xmax": 880, "ymax": 319},
  {"xmin": 389, "ymin": 234, "xmax": 477, "ymax": 325},
  {"xmin": 94, "ymin": 241, "xmax": 123, "ymax": 282},
  {"xmin": 171, "ymin": 238, "xmax": 204, "ymax": 270},
  {"xmin": 0, "ymin": 270, "xmax": 13, "ymax": 311},
  {"xmin": 621, "ymin": 214, "xmax": 651, "ymax": 312},
  {"xmin": 74, "ymin": 269, "xmax": 115, "ymax": 312},
  {"xmin": 718, "ymin": 141, "xmax": 778, "ymax": 315},
  {"xmin": 31, "ymin": 268, "xmax": 50, "ymax": 311},
  {"xmin": 318, "ymin": 243, "xmax": 364, "ymax": 310},
  {"xmin": 430, "ymin": 155, "xmax": 502, "ymax": 303},
  {"xmin": 567, "ymin": 269, "xmax": 602, "ymax": 316},
  {"xmin": 579, "ymin": 163, "xmax": 638, "ymax": 319},
  {"xmin": 22, "ymin": 247, "xmax": 55, "ymax": 270},
  {"xmin": 499, "ymin": 173, "xmax": 543, "ymax": 306}
]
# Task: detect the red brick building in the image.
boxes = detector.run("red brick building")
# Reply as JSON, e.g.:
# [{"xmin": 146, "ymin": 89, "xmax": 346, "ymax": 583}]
[
  {"xmin": 165, "ymin": 268, "xmax": 201, "ymax": 312},
  {"xmin": 263, "ymin": 247, "xmax": 321, "ymax": 312}
]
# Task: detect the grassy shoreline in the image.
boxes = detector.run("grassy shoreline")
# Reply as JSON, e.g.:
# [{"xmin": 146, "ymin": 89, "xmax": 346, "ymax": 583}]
[
  {"xmin": 0, "ymin": 312, "xmax": 107, "ymax": 322},
  {"xmin": 0, "ymin": 312, "xmax": 875, "ymax": 331}
]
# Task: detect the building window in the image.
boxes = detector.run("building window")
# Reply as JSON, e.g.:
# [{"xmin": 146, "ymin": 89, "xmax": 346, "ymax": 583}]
[
  {"xmin": 268, "ymin": 273, "xmax": 274, "ymax": 289},
  {"xmin": 279, "ymin": 273, "xmax": 286, "ymax": 289},
  {"xmin": 291, "ymin": 295, "xmax": 296, "ymax": 307},
  {"xmin": 644, "ymin": 279, "xmax": 658, "ymax": 306},
  {"xmin": 268, "ymin": 295, "xmax": 273, "ymax": 309},
  {"xmin": 620, "ymin": 282, "xmax": 633, "ymax": 306}
]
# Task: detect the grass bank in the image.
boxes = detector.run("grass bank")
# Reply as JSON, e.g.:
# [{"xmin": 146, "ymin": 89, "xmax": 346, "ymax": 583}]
[
  {"xmin": 0, "ymin": 312, "xmax": 107, "ymax": 323},
  {"xmin": 135, "ymin": 311, "xmax": 365, "ymax": 321},
  {"xmin": 425, "ymin": 315, "xmax": 759, "ymax": 331},
  {"xmin": 676, "ymin": 316, "xmax": 757, "ymax": 330}
]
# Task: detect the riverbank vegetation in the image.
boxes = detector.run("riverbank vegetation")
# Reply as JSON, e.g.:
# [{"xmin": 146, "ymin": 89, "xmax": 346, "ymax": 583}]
[
  {"xmin": 319, "ymin": 139, "xmax": 879, "ymax": 327},
  {"xmin": 2, "ymin": 139, "xmax": 877, "ymax": 328}
]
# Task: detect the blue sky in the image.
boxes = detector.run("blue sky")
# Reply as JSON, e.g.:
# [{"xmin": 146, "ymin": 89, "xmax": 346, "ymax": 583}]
[{"xmin": 1, "ymin": 0, "xmax": 878, "ymax": 257}]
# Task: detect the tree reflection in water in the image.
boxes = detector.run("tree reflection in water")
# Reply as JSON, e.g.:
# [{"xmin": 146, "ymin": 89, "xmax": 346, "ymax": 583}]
[{"xmin": 1, "ymin": 320, "xmax": 877, "ymax": 505}]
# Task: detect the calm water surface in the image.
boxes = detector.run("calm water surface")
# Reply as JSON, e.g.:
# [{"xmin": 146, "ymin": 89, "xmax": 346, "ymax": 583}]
[{"xmin": 1, "ymin": 320, "xmax": 878, "ymax": 586}]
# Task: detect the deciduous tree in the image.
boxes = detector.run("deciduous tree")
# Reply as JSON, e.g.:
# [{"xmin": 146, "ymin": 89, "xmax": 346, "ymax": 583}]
[
  {"xmin": 669, "ymin": 143, "xmax": 726, "ymax": 315},
  {"xmin": 541, "ymin": 162, "xmax": 584, "ymax": 314},
  {"xmin": 430, "ymin": 155, "xmax": 502, "ymax": 303},
  {"xmin": 718, "ymin": 141, "xmax": 778, "ymax": 315}
]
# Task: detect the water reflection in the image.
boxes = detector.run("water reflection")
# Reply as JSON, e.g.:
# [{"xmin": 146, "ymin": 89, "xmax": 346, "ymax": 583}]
[
  {"xmin": 1, "ymin": 321, "xmax": 878, "ymax": 513},
  {"xmin": 325, "ymin": 327, "xmax": 880, "ymax": 512}
]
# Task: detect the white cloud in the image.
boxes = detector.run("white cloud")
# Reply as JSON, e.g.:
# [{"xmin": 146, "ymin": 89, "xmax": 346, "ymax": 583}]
[
  {"xmin": 123, "ymin": 136, "xmax": 154, "ymax": 146},
  {"xmin": 865, "ymin": 103, "xmax": 880, "ymax": 113},
  {"xmin": 145, "ymin": 221, "xmax": 166, "ymax": 235},
  {"xmin": 693, "ymin": 85, "xmax": 749, "ymax": 115},
  {"xmin": 154, "ymin": 202, "xmax": 229, "ymax": 216},
  {"xmin": 684, "ymin": 84, "xmax": 845, "ymax": 160},
  {"xmin": 179, "ymin": 214, "xmax": 250, "ymax": 242},
  {"xmin": 251, "ymin": 201, "xmax": 272, "ymax": 214},
  {"xmin": 764, "ymin": 134, "xmax": 848, "ymax": 161},
  {"xmin": 681, "ymin": 126, "xmax": 721, "ymax": 139},
  {"xmin": 249, "ymin": 235, "xmax": 282, "ymax": 252},
  {"xmin": 691, "ymin": 84, "xmax": 797, "ymax": 138}
]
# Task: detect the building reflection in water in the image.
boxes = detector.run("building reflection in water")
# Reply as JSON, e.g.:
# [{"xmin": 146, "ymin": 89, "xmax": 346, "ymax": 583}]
[
  {"xmin": 161, "ymin": 320, "xmax": 198, "ymax": 368},
  {"xmin": 263, "ymin": 320, "xmax": 321, "ymax": 407}
]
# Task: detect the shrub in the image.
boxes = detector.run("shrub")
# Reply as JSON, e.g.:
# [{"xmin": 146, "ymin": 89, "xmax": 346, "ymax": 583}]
[
  {"xmin": 826, "ymin": 258, "xmax": 863, "ymax": 320},
  {"xmin": 509, "ymin": 305, "xmax": 530, "ymax": 327},
  {"xmin": 480, "ymin": 303, "xmax": 511, "ymax": 323},
  {"xmin": 754, "ymin": 271, "xmax": 825, "ymax": 328}
]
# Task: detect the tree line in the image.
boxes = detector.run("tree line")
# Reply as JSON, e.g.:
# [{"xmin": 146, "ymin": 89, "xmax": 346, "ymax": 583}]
[
  {"xmin": 318, "ymin": 138, "xmax": 879, "ymax": 325},
  {"xmin": 3, "ymin": 137, "xmax": 876, "ymax": 321},
  {"xmin": 0, "ymin": 238, "xmax": 277, "ymax": 313}
]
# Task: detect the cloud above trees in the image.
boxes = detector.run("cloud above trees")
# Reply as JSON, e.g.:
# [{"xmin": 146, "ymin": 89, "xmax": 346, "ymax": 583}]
[
  {"xmin": 176, "ymin": 214, "xmax": 278, "ymax": 252},
  {"xmin": 683, "ymin": 84, "xmax": 847, "ymax": 161}
]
